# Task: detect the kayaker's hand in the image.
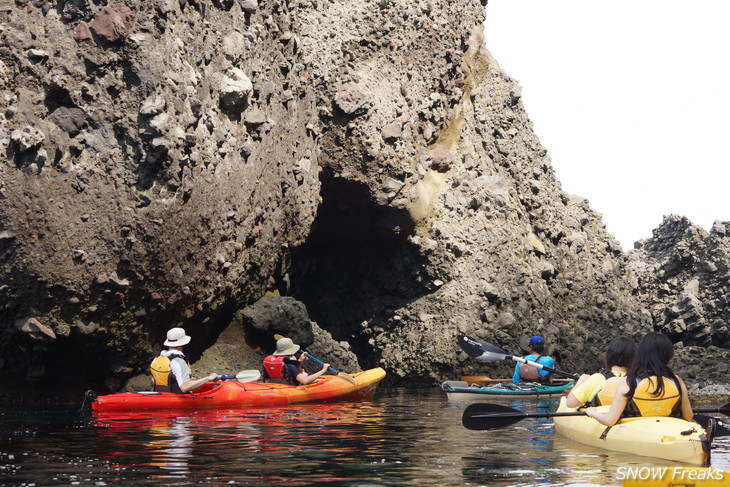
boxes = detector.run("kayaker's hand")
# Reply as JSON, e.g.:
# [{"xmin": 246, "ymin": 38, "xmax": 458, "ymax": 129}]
[
  {"xmin": 205, "ymin": 373, "xmax": 218, "ymax": 381},
  {"xmin": 584, "ymin": 407, "xmax": 597, "ymax": 419},
  {"xmin": 321, "ymin": 363, "xmax": 330, "ymax": 372}
]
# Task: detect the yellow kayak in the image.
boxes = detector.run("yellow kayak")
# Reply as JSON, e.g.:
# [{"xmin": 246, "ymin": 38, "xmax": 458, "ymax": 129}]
[
  {"xmin": 622, "ymin": 467, "xmax": 728, "ymax": 486},
  {"xmin": 553, "ymin": 396, "xmax": 711, "ymax": 465}
]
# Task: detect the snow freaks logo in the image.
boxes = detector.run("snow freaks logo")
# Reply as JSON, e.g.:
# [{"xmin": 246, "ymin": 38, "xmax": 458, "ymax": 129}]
[{"xmin": 616, "ymin": 466, "xmax": 725, "ymax": 482}]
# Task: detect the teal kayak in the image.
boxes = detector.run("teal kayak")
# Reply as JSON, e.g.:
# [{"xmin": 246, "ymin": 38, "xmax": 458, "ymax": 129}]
[{"xmin": 441, "ymin": 380, "xmax": 573, "ymax": 400}]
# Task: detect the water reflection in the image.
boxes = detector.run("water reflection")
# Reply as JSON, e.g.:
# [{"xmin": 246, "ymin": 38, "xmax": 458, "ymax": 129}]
[
  {"xmin": 146, "ymin": 417, "xmax": 194, "ymax": 478},
  {"xmin": 0, "ymin": 389, "xmax": 728, "ymax": 486},
  {"xmin": 91, "ymin": 401, "xmax": 393, "ymax": 485}
]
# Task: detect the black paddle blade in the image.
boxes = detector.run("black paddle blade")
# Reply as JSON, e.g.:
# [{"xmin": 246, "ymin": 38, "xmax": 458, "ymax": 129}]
[
  {"xmin": 462, "ymin": 402, "xmax": 527, "ymax": 430},
  {"xmin": 695, "ymin": 414, "xmax": 730, "ymax": 437},
  {"xmin": 457, "ymin": 335, "xmax": 509, "ymax": 362}
]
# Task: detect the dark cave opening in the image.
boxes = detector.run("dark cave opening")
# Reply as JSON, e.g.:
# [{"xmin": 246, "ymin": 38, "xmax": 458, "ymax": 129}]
[{"xmin": 286, "ymin": 170, "xmax": 433, "ymax": 369}]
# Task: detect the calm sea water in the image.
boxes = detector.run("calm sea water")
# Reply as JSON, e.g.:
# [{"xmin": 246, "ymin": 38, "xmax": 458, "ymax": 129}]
[{"xmin": 1, "ymin": 388, "xmax": 728, "ymax": 486}]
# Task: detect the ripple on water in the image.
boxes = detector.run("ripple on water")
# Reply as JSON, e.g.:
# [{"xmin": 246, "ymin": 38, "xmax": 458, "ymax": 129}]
[{"xmin": 0, "ymin": 389, "xmax": 728, "ymax": 486}]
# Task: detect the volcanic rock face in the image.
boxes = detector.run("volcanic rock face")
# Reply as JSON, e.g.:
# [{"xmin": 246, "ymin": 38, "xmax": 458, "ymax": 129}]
[
  {"xmin": 628, "ymin": 216, "xmax": 730, "ymax": 348},
  {"xmin": 0, "ymin": 1, "xmax": 727, "ymax": 401},
  {"xmin": 1, "ymin": 0, "xmax": 323, "ymax": 394}
]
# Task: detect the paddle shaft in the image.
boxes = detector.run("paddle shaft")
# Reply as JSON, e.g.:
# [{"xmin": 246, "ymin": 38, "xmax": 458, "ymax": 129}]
[
  {"xmin": 302, "ymin": 352, "xmax": 341, "ymax": 374},
  {"xmin": 695, "ymin": 406, "xmax": 730, "ymax": 415},
  {"xmin": 215, "ymin": 370, "xmax": 261, "ymax": 382},
  {"xmin": 301, "ymin": 351, "xmax": 358, "ymax": 385},
  {"xmin": 471, "ymin": 410, "xmax": 587, "ymax": 420},
  {"xmin": 462, "ymin": 402, "xmax": 595, "ymax": 430},
  {"xmin": 463, "ymin": 401, "xmax": 730, "ymax": 431},
  {"xmin": 509, "ymin": 355, "xmax": 579, "ymax": 380},
  {"xmin": 272, "ymin": 334, "xmax": 357, "ymax": 385},
  {"xmin": 469, "ymin": 405, "xmax": 730, "ymax": 420}
]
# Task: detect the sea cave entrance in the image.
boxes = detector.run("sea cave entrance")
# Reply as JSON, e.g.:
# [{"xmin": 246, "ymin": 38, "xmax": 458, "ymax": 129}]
[{"xmin": 285, "ymin": 170, "xmax": 431, "ymax": 368}]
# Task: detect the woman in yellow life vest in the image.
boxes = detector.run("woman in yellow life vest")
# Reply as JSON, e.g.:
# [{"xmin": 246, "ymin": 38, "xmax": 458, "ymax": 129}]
[
  {"xmin": 566, "ymin": 335, "xmax": 637, "ymax": 408},
  {"xmin": 150, "ymin": 327, "xmax": 218, "ymax": 393},
  {"xmin": 584, "ymin": 332, "xmax": 693, "ymax": 426}
]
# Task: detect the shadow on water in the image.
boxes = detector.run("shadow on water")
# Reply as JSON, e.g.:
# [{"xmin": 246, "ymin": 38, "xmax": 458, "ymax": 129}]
[{"xmin": 0, "ymin": 388, "xmax": 728, "ymax": 486}]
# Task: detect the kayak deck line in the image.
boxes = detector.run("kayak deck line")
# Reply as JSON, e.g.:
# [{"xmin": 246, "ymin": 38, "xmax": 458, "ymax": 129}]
[{"xmin": 460, "ymin": 375, "xmax": 574, "ymax": 386}]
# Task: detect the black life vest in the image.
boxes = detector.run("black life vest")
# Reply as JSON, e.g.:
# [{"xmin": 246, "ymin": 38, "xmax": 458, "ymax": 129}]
[
  {"xmin": 263, "ymin": 355, "xmax": 298, "ymax": 385},
  {"xmin": 150, "ymin": 352, "xmax": 189, "ymax": 394}
]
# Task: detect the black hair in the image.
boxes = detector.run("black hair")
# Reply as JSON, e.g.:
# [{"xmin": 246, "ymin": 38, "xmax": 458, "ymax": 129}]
[
  {"xmin": 531, "ymin": 342, "xmax": 545, "ymax": 353},
  {"xmin": 625, "ymin": 332, "xmax": 679, "ymax": 398},
  {"xmin": 605, "ymin": 335, "xmax": 637, "ymax": 369}
]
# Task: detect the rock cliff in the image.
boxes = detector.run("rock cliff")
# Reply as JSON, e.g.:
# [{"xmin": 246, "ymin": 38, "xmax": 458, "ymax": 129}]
[{"xmin": 1, "ymin": 0, "xmax": 728, "ymax": 403}]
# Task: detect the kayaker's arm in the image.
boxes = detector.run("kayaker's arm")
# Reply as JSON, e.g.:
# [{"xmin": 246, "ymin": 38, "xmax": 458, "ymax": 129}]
[
  {"xmin": 511, "ymin": 362, "xmax": 520, "ymax": 384},
  {"xmin": 565, "ymin": 373, "xmax": 596, "ymax": 408},
  {"xmin": 565, "ymin": 394, "xmax": 582, "ymax": 409},
  {"xmin": 584, "ymin": 379, "xmax": 630, "ymax": 426},
  {"xmin": 296, "ymin": 363, "xmax": 330, "ymax": 385},
  {"xmin": 678, "ymin": 377, "xmax": 693, "ymax": 421},
  {"xmin": 180, "ymin": 373, "xmax": 218, "ymax": 393}
]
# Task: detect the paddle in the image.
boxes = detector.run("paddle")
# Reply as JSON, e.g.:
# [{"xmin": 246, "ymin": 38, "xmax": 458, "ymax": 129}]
[
  {"xmin": 462, "ymin": 402, "xmax": 730, "ymax": 431},
  {"xmin": 216, "ymin": 370, "xmax": 261, "ymax": 382},
  {"xmin": 693, "ymin": 407, "xmax": 730, "ymax": 439},
  {"xmin": 301, "ymin": 352, "xmax": 357, "ymax": 385},
  {"xmin": 273, "ymin": 334, "xmax": 357, "ymax": 385},
  {"xmin": 462, "ymin": 402, "xmax": 597, "ymax": 430},
  {"xmin": 695, "ymin": 414, "xmax": 730, "ymax": 437},
  {"xmin": 695, "ymin": 404, "xmax": 730, "ymax": 415},
  {"xmin": 457, "ymin": 335, "xmax": 579, "ymax": 381}
]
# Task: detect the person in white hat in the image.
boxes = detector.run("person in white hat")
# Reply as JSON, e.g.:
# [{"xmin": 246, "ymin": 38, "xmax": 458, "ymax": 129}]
[
  {"xmin": 150, "ymin": 327, "xmax": 217, "ymax": 393},
  {"xmin": 262, "ymin": 337, "xmax": 330, "ymax": 386}
]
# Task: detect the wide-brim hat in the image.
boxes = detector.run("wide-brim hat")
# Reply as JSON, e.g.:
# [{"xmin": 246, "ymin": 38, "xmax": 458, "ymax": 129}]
[
  {"xmin": 164, "ymin": 327, "xmax": 191, "ymax": 347},
  {"xmin": 273, "ymin": 337, "xmax": 300, "ymax": 356}
]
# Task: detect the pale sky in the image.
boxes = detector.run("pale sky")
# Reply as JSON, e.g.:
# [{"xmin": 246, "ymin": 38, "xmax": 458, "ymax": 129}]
[{"xmin": 484, "ymin": 1, "xmax": 730, "ymax": 249}]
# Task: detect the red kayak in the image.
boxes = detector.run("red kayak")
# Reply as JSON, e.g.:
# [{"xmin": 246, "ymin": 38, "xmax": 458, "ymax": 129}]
[{"xmin": 89, "ymin": 367, "xmax": 386, "ymax": 412}]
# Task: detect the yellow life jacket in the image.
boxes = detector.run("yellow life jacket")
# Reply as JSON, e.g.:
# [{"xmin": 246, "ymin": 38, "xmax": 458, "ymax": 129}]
[
  {"xmin": 595, "ymin": 377, "xmax": 620, "ymax": 406},
  {"xmin": 588, "ymin": 367, "xmax": 626, "ymax": 406},
  {"xmin": 150, "ymin": 352, "xmax": 190, "ymax": 393},
  {"xmin": 625, "ymin": 376, "xmax": 682, "ymax": 418}
]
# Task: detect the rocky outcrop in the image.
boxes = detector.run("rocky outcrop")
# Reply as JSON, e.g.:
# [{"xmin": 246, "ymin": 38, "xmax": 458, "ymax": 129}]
[
  {"xmin": 0, "ymin": 1, "xmax": 727, "ymax": 403},
  {"xmin": 1, "ymin": 0, "xmax": 325, "ymax": 397},
  {"xmin": 628, "ymin": 216, "xmax": 730, "ymax": 349}
]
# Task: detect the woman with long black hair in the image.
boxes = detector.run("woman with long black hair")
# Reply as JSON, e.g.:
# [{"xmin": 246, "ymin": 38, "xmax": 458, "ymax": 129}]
[{"xmin": 584, "ymin": 332, "xmax": 693, "ymax": 426}]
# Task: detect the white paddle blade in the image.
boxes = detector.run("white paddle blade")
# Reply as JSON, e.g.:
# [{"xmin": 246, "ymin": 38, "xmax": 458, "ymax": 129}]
[
  {"xmin": 235, "ymin": 370, "xmax": 262, "ymax": 382},
  {"xmin": 474, "ymin": 350, "xmax": 509, "ymax": 362}
]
